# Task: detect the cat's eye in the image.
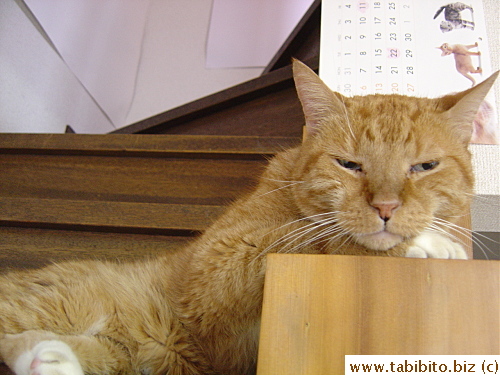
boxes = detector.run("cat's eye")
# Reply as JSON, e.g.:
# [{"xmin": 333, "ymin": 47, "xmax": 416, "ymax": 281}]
[
  {"xmin": 411, "ymin": 161, "xmax": 439, "ymax": 172},
  {"xmin": 336, "ymin": 159, "xmax": 362, "ymax": 172}
]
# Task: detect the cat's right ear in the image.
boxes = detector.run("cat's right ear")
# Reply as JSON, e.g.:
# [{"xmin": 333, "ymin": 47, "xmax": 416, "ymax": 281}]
[
  {"xmin": 439, "ymin": 71, "xmax": 499, "ymax": 144},
  {"xmin": 292, "ymin": 59, "xmax": 348, "ymax": 136}
]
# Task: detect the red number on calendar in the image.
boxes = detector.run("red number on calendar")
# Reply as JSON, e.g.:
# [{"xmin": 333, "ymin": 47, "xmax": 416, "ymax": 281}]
[
  {"xmin": 388, "ymin": 49, "xmax": 399, "ymax": 58},
  {"xmin": 358, "ymin": 1, "xmax": 368, "ymax": 12}
]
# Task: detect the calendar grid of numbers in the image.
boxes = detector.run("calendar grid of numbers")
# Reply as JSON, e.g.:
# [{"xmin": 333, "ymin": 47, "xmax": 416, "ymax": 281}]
[
  {"xmin": 334, "ymin": 1, "xmax": 418, "ymax": 96},
  {"xmin": 320, "ymin": 0, "xmax": 498, "ymax": 144}
]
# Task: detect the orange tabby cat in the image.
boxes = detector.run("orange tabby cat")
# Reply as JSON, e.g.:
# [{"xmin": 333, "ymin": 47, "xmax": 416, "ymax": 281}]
[{"xmin": 0, "ymin": 60, "xmax": 497, "ymax": 375}]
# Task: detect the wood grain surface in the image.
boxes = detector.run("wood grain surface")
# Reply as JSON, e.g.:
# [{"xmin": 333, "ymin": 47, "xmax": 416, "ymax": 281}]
[
  {"xmin": 257, "ymin": 254, "xmax": 499, "ymax": 374},
  {"xmin": 0, "ymin": 134, "xmax": 298, "ymax": 270}
]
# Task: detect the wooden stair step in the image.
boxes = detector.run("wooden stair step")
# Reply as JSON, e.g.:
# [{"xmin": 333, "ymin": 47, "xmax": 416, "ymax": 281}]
[
  {"xmin": 0, "ymin": 134, "xmax": 300, "ymax": 206},
  {"xmin": 0, "ymin": 134, "xmax": 300, "ymax": 158},
  {"xmin": 111, "ymin": 58, "xmax": 317, "ymax": 136},
  {"xmin": 0, "ymin": 227, "xmax": 191, "ymax": 270},
  {"xmin": 0, "ymin": 197, "xmax": 224, "ymax": 234}
]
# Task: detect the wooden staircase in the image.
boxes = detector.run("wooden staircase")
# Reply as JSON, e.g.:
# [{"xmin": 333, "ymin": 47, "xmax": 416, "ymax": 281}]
[
  {"xmin": 0, "ymin": 0, "xmax": 320, "ymax": 272},
  {"xmin": 0, "ymin": 134, "xmax": 299, "ymax": 269},
  {"xmin": 0, "ymin": 3, "xmax": 317, "ymax": 374},
  {"xmin": 0, "ymin": 0, "xmax": 319, "ymax": 273}
]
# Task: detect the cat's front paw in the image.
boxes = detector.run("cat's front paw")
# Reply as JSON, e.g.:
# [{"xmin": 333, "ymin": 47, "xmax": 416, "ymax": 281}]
[
  {"xmin": 405, "ymin": 232, "xmax": 467, "ymax": 259},
  {"xmin": 14, "ymin": 341, "xmax": 83, "ymax": 375}
]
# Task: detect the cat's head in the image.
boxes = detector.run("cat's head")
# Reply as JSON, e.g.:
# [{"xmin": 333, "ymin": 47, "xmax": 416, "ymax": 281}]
[
  {"xmin": 438, "ymin": 43, "xmax": 452, "ymax": 55},
  {"xmin": 440, "ymin": 21, "xmax": 453, "ymax": 33},
  {"xmin": 291, "ymin": 59, "xmax": 497, "ymax": 251}
]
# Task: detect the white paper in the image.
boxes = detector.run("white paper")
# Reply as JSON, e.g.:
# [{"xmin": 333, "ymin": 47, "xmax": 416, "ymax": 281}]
[
  {"xmin": 24, "ymin": 0, "xmax": 151, "ymax": 128},
  {"xmin": 0, "ymin": 0, "xmax": 114, "ymax": 133},
  {"xmin": 206, "ymin": 0, "xmax": 314, "ymax": 69}
]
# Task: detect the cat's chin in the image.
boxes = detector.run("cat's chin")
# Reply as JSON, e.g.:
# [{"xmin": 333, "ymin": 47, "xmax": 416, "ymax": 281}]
[{"xmin": 353, "ymin": 230, "xmax": 404, "ymax": 251}]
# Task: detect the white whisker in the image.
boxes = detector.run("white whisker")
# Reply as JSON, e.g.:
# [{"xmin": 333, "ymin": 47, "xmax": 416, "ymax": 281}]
[
  {"xmin": 263, "ymin": 211, "xmax": 341, "ymax": 239},
  {"xmin": 338, "ymin": 94, "xmax": 356, "ymax": 141},
  {"xmin": 430, "ymin": 218, "xmax": 498, "ymax": 259},
  {"xmin": 252, "ymin": 212, "xmax": 343, "ymax": 263},
  {"xmin": 281, "ymin": 216, "xmax": 353, "ymax": 255},
  {"xmin": 433, "ymin": 218, "xmax": 499, "ymax": 244},
  {"xmin": 276, "ymin": 217, "xmax": 338, "ymax": 254},
  {"xmin": 257, "ymin": 181, "xmax": 304, "ymax": 198},
  {"xmin": 261, "ymin": 177, "xmax": 304, "ymax": 184},
  {"xmin": 332, "ymin": 232, "xmax": 355, "ymax": 252},
  {"xmin": 285, "ymin": 228, "xmax": 340, "ymax": 254},
  {"xmin": 281, "ymin": 222, "xmax": 344, "ymax": 255}
]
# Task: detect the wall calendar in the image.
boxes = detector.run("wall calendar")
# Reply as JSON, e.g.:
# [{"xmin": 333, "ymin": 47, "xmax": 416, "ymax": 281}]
[{"xmin": 319, "ymin": 0, "xmax": 498, "ymax": 144}]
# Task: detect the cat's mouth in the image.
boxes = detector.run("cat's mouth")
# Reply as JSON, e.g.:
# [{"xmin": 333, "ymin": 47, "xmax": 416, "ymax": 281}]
[{"xmin": 353, "ymin": 230, "xmax": 404, "ymax": 251}]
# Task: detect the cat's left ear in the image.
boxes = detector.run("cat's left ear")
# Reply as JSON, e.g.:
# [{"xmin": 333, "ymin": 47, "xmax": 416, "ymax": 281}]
[
  {"xmin": 439, "ymin": 71, "xmax": 499, "ymax": 144},
  {"xmin": 292, "ymin": 59, "xmax": 348, "ymax": 136}
]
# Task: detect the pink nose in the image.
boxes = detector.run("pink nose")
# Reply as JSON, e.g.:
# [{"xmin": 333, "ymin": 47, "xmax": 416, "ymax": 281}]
[{"xmin": 371, "ymin": 201, "xmax": 401, "ymax": 221}]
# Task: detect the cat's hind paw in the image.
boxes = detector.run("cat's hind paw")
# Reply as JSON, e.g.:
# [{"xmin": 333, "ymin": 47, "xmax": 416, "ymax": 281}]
[
  {"xmin": 14, "ymin": 341, "xmax": 83, "ymax": 375},
  {"xmin": 405, "ymin": 232, "xmax": 467, "ymax": 259}
]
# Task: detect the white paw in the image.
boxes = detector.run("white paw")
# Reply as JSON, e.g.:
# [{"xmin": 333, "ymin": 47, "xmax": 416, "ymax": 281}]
[
  {"xmin": 405, "ymin": 232, "xmax": 467, "ymax": 259},
  {"xmin": 14, "ymin": 341, "xmax": 83, "ymax": 375}
]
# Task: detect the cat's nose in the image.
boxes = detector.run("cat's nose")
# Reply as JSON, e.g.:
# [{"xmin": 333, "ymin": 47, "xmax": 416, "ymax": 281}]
[{"xmin": 371, "ymin": 200, "xmax": 401, "ymax": 221}]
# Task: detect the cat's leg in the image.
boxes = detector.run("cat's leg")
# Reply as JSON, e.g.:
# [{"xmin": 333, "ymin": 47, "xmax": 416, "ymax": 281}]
[
  {"xmin": 0, "ymin": 332, "xmax": 80, "ymax": 375},
  {"xmin": 464, "ymin": 42, "xmax": 479, "ymax": 51},
  {"xmin": 0, "ymin": 331, "xmax": 131, "ymax": 375},
  {"xmin": 464, "ymin": 45, "xmax": 474, "ymax": 50},
  {"xmin": 14, "ymin": 340, "xmax": 83, "ymax": 375},
  {"xmin": 405, "ymin": 231, "xmax": 467, "ymax": 259}
]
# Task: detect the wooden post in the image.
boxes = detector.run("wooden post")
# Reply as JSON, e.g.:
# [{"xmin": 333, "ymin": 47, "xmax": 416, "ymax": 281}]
[{"xmin": 257, "ymin": 254, "xmax": 499, "ymax": 374}]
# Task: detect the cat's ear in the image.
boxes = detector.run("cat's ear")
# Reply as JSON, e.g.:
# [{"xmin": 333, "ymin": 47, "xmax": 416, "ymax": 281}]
[
  {"xmin": 439, "ymin": 71, "xmax": 499, "ymax": 144},
  {"xmin": 292, "ymin": 59, "xmax": 348, "ymax": 136}
]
